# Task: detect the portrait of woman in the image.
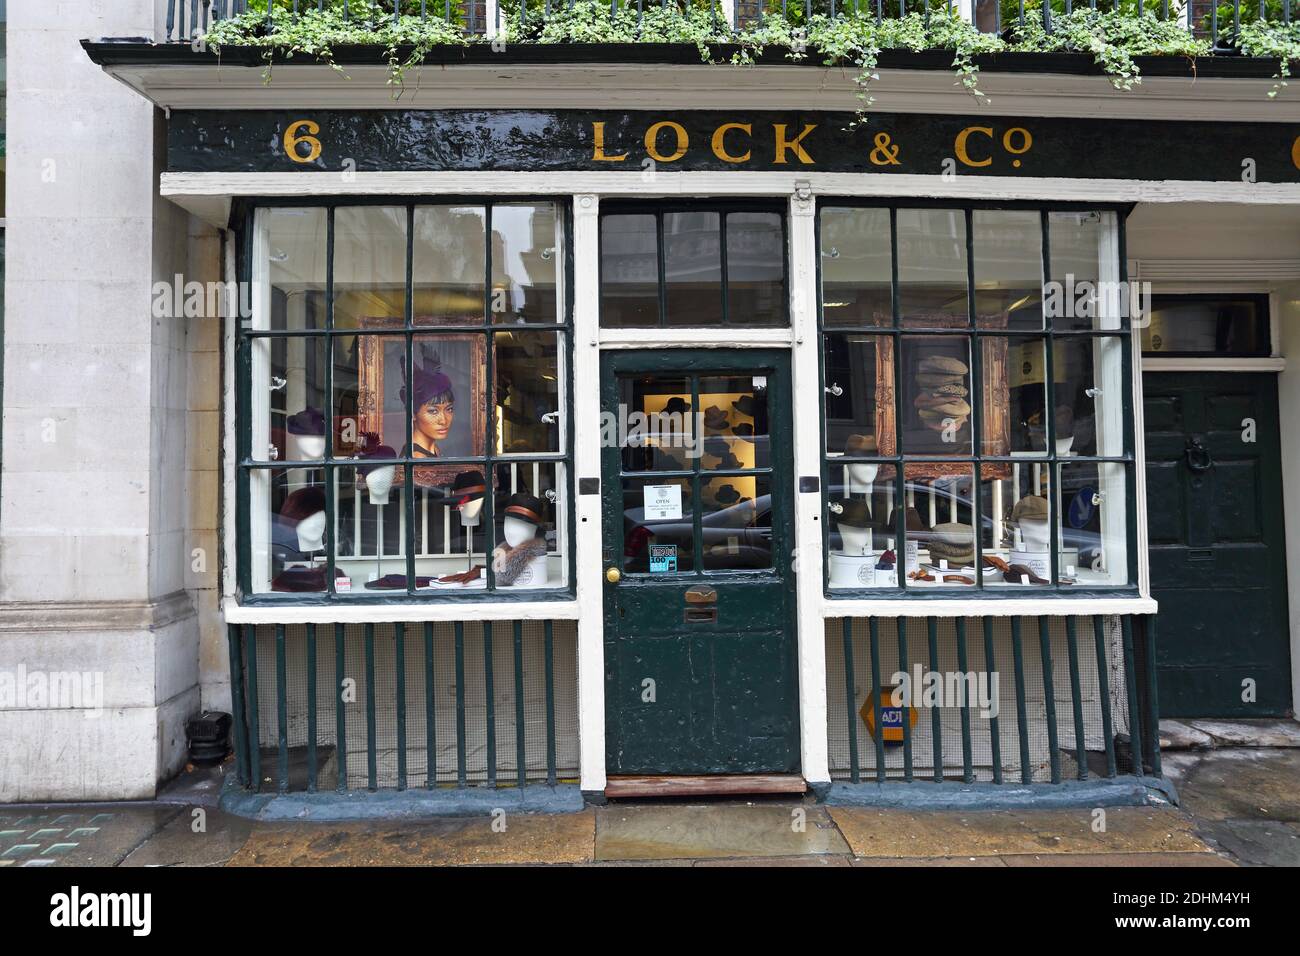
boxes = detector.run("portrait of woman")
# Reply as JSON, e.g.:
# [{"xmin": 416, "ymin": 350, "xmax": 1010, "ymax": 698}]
[{"xmin": 357, "ymin": 322, "xmax": 487, "ymax": 488}]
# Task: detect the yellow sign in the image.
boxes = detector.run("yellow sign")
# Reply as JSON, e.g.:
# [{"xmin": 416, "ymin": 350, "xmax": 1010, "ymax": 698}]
[{"xmin": 860, "ymin": 686, "xmax": 919, "ymax": 744}]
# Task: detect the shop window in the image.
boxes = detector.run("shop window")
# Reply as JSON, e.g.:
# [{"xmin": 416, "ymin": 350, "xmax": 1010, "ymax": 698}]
[
  {"xmin": 821, "ymin": 205, "xmax": 1135, "ymax": 593},
  {"xmin": 242, "ymin": 202, "xmax": 571, "ymax": 599},
  {"xmin": 600, "ymin": 202, "xmax": 788, "ymax": 328},
  {"xmin": 1141, "ymin": 294, "xmax": 1271, "ymax": 357}
]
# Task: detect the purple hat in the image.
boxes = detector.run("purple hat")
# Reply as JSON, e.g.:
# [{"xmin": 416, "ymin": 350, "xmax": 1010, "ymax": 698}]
[
  {"xmin": 281, "ymin": 486, "xmax": 326, "ymax": 524},
  {"xmin": 402, "ymin": 342, "xmax": 455, "ymax": 410},
  {"xmin": 286, "ymin": 407, "xmax": 326, "ymax": 437},
  {"xmin": 356, "ymin": 431, "xmax": 396, "ymax": 476}
]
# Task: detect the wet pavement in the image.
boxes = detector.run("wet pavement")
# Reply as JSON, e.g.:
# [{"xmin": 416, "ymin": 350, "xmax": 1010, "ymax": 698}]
[{"xmin": 2, "ymin": 729, "xmax": 1297, "ymax": 866}]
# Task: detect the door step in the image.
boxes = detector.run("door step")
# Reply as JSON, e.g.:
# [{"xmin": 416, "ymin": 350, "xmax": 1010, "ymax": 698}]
[{"xmin": 605, "ymin": 774, "xmax": 807, "ymax": 798}]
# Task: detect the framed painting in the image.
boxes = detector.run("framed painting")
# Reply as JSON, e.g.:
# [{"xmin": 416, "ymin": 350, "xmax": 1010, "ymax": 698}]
[{"xmin": 356, "ymin": 317, "xmax": 488, "ymax": 488}]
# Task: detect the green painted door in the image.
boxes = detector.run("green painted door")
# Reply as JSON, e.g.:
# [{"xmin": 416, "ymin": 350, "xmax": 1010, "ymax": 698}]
[
  {"xmin": 601, "ymin": 349, "xmax": 800, "ymax": 774},
  {"xmin": 1143, "ymin": 372, "xmax": 1292, "ymax": 717}
]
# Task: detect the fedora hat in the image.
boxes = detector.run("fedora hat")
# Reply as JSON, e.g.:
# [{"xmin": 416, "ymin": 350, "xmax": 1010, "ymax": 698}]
[
  {"xmin": 503, "ymin": 492, "xmax": 547, "ymax": 529},
  {"xmin": 835, "ymin": 497, "xmax": 872, "ymax": 530},
  {"xmin": 732, "ymin": 395, "xmax": 759, "ymax": 417},
  {"xmin": 844, "ymin": 433, "xmax": 877, "ymax": 456},
  {"xmin": 703, "ymin": 406, "xmax": 730, "ymax": 430}
]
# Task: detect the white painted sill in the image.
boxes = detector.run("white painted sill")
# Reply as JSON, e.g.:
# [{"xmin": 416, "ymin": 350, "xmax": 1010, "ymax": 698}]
[
  {"xmin": 222, "ymin": 597, "xmax": 581, "ymax": 625},
  {"xmin": 820, "ymin": 597, "xmax": 1158, "ymax": 618}
]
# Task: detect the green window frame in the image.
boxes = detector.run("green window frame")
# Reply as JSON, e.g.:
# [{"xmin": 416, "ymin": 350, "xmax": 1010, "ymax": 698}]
[
  {"xmin": 235, "ymin": 198, "xmax": 576, "ymax": 604},
  {"xmin": 818, "ymin": 201, "xmax": 1140, "ymax": 597}
]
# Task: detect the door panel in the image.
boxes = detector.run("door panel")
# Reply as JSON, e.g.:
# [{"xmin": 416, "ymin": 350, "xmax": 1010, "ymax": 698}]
[
  {"xmin": 601, "ymin": 350, "xmax": 800, "ymax": 775},
  {"xmin": 1143, "ymin": 372, "xmax": 1292, "ymax": 717}
]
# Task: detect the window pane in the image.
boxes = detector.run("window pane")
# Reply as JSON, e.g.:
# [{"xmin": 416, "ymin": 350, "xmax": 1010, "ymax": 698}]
[
  {"xmin": 622, "ymin": 476, "xmax": 695, "ymax": 574},
  {"xmin": 251, "ymin": 468, "xmax": 330, "ymax": 594},
  {"xmin": 973, "ymin": 210, "xmax": 1043, "ymax": 331},
  {"xmin": 725, "ymin": 212, "xmax": 785, "ymax": 327},
  {"xmin": 823, "ymin": 333, "xmax": 894, "ymax": 457},
  {"xmin": 1006, "ymin": 336, "xmax": 1051, "ymax": 457},
  {"xmin": 491, "ymin": 203, "xmax": 559, "ymax": 325},
  {"xmin": 819, "ymin": 207, "xmax": 891, "ymax": 328},
  {"xmin": 494, "ymin": 330, "xmax": 561, "ymax": 455},
  {"xmin": 663, "ymin": 211, "xmax": 723, "ymax": 326},
  {"xmin": 334, "ymin": 464, "xmax": 414, "ymax": 591},
  {"xmin": 413, "ymin": 205, "xmax": 486, "ymax": 326},
  {"xmin": 261, "ymin": 207, "xmax": 327, "ymax": 332},
  {"xmin": 333, "ymin": 206, "xmax": 407, "ymax": 332},
  {"xmin": 897, "ymin": 209, "xmax": 968, "ymax": 328},
  {"xmin": 618, "ymin": 375, "xmax": 694, "ymax": 472},
  {"xmin": 1143, "ymin": 295, "xmax": 1270, "ymax": 356},
  {"xmin": 700, "ymin": 374, "xmax": 769, "ymax": 470},
  {"xmin": 1054, "ymin": 335, "xmax": 1127, "ymax": 458},
  {"xmin": 898, "ymin": 335, "xmax": 972, "ymax": 456},
  {"xmin": 1059, "ymin": 461, "xmax": 1128, "ymax": 586},
  {"xmin": 1048, "ymin": 211, "xmax": 1119, "ymax": 330},
  {"xmin": 828, "ymin": 464, "xmax": 900, "ymax": 590},
  {"xmin": 600, "ymin": 214, "xmax": 658, "ymax": 327},
  {"xmin": 702, "ymin": 475, "xmax": 772, "ymax": 570},
  {"xmin": 491, "ymin": 462, "xmax": 564, "ymax": 590},
  {"xmin": 404, "ymin": 333, "xmax": 488, "ymax": 487},
  {"xmin": 254, "ymin": 335, "xmax": 327, "ymax": 462},
  {"xmin": 907, "ymin": 471, "xmax": 978, "ymax": 588},
  {"xmin": 983, "ymin": 463, "xmax": 1055, "ymax": 587}
]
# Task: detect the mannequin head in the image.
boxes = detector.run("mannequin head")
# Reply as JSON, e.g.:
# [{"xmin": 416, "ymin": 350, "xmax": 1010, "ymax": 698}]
[
  {"xmin": 502, "ymin": 492, "xmax": 546, "ymax": 545},
  {"xmin": 453, "ymin": 470, "xmax": 487, "ymax": 527},
  {"xmin": 281, "ymin": 486, "xmax": 327, "ymax": 554},
  {"xmin": 357, "ymin": 431, "xmax": 397, "ymax": 505},
  {"xmin": 286, "ymin": 407, "xmax": 326, "ymax": 461},
  {"xmin": 365, "ymin": 465, "xmax": 396, "ymax": 505},
  {"xmin": 834, "ymin": 498, "xmax": 873, "ymax": 555},
  {"xmin": 295, "ymin": 510, "xmax": 327, "ymax": 552},
  {"xmin": 503, "ymin": 515, "xmax": 535, "ymax": 547}
]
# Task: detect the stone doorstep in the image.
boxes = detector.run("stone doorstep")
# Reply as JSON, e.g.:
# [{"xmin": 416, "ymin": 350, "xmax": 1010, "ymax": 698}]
[{"xmin": 1159, "ymin": 718, "xmax": 1300, "ymax": 751}]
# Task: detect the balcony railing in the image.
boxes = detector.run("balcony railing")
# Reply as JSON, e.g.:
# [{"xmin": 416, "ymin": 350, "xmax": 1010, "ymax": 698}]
[{"xmin": 165, "ymin": 1, "xmax": 1296, "ymax": 51}]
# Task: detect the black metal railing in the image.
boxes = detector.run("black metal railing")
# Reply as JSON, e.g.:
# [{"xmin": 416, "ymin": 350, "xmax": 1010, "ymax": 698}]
[
  {"xmin": 827, "ymin": 613, "xmax": 1160, "ymax": 785},
  {"xmin": 165, "ymin": 0, "xmax": 1295, "ymax": 50},
  {"xmin": 226, "ymin": 620, "xmax": 577, "ymax": 792}
]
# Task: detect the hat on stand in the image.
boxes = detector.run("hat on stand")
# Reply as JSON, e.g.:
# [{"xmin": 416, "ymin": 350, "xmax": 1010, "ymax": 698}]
[
  {"xmin": 452, "ymin": 470, "xmax": 486, "ymax": 508},
  {"xmin": 503, "ymin": 492, "xmax": 547, "ymax": 529}
]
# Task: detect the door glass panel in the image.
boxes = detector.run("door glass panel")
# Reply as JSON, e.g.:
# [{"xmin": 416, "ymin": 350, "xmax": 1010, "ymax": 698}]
[
  {"xmin": 621, "ymin": 476, "xmax": 695, "ymax": 574},
  {"xmin": 702, "ymin": 476, "xmax": 772, "ymax": 570},
  {"xmin": 618, "ymin": 375, "xmax": 695, "ymax": 472},
  {"xmin": 698, "ymin": 374, "xmax": 768, "ymax": 470},
  {"xmin": 1142, "ymin": 294, "xmax": 1270, "ymax": 356}
]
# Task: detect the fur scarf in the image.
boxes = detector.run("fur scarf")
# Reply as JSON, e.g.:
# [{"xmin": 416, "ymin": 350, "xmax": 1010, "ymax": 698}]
[{"xmin": 491, "ymin": 536, "xmax": 547, "ymax": 586}]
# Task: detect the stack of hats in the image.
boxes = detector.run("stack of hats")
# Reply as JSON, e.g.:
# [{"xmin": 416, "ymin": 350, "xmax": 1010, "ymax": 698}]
[
  {"xmin": 913, "ymin": 356, "xmax": 970, "ymax": 432},
  {"xmin": 926, "ymin": 522, "xmax": 976, "ymax": 567}
]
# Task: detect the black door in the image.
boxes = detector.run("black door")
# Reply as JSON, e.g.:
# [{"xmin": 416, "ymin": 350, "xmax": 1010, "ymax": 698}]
[
  {"xmin": 1144, "ymin": 371, "xmax": 1292, "ymax": 717},
  {"xmin": 601, "ymin": 349, "xmax": 800, "ymax": 774}
]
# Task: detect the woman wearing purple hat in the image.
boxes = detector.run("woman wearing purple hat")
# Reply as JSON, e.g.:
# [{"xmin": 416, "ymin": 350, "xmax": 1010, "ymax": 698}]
[{"xmin": 402, "ymin": 342, "xmax": 456, "ymax": 459}]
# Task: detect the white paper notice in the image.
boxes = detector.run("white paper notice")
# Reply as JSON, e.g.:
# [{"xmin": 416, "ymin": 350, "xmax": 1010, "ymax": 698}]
[{"xmin": 643, "ymin": 484, "xmax": 683, "ymax": 521}]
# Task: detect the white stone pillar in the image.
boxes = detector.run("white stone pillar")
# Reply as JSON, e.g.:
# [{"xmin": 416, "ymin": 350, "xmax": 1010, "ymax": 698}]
[{"xmin": 0, "ymin": 0, "xmax": 203, "ymax": 800}]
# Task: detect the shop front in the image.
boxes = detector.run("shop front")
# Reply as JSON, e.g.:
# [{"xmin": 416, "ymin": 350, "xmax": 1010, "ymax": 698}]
[{"xmin": 77, "ymin": 36, "xmax": 1300, "ymax": 805}]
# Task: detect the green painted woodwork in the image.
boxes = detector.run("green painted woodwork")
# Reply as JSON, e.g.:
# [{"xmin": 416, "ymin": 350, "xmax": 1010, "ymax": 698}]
[
  {"xmin": 601, "ymin": 349, "xmax": 801, "ymax": 775},
  {"xmin": 1143, "ymin": 372, "xmax": 1292, "ymax": 717}
]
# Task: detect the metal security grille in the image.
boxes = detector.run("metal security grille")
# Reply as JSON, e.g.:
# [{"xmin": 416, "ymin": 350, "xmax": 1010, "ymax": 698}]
[
  {"xmin": 826, "ymin": 613, "xmax": 1161, "ymax": 784},
  {"xmin": 228, "ymin": 620, "xmax": 579, "ymax": 791}
]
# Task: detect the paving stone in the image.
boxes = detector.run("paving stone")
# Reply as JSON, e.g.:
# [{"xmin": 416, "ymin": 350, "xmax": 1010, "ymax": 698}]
[
  {"xmin": 0, "ymin": 806, "xmax": 181, "ymax": 867},
  {"xmin": 1194, "ymin": 820, "xmax": 1300, "ymax": 867},
  {"xmin": 1159, "ymin": 720, "xmax": 1214, "ymax": 750},
  {"xmin": 852, "ymin": 856, "xmax": 1007, "ymax": 867},
  {"xmin": 697, "ymin": 854, "xmax": 852, "ymax": 867},
  {"xmin": 227, "ymin": 810, "xmax": 595, "ymax": 866},
  {"xmin": 828, "ymin": 807, "xmax": 1211, "ymax": 858},
  {"xmin": 1001, "ymin": 852, "xmax": 1236, "ymax": 867},
  {"xmin": 1186, "ymin": 719, "xmax": 1300, "ymax": 749},
  {"xmin": 1175, "ymin": 748, "xmax": 1300, "ymax": 823},
  {"xmin": 594, "ymin": 804, "xmax": 850, "ymax": 861},
  {"xmin": 120, "ymin": 807, "xmax": 254, "ymax": 867}
]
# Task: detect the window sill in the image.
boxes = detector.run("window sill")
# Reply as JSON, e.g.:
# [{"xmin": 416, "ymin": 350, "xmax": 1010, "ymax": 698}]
[
  {"xmin": 222, "ymin": 596, "xmax": 581, "ymax": 625},
  {"xmin": 820, "ymin": 593, "xmax": 1156, "ymax": 618}
]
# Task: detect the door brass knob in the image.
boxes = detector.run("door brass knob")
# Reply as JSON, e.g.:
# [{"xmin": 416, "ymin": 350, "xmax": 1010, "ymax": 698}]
[{"xmin": 605, "ymin": 567, "xmax": 621, "ymax": 584}]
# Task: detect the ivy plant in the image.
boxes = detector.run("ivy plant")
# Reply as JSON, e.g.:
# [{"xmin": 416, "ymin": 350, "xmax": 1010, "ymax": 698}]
[{"xmin": 202, "ymin": 0, "xmax": 1298, "ymax": 115}]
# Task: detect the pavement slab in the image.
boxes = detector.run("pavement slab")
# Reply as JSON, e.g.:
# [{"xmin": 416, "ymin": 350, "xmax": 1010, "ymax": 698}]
[
  {"xmin": 1172, "ymin": 748, "xmax": 1300, "ymax": 823},
  {"xmin": 594, "ymin": 803, "xmax": 850, "ymax": 861},
  {"xmin": 828, "ymin": 806, "xmax": 1213, "ymax": 859},
  {"xmin": 120, "ymin": 808, "xmax": 255, "ymax": 867},
  {"xmin": 1185, "ymin": 719, "xmax": 1300, "ymax": 749},
  {"xmin": 852, "ymin": 855, "xmax": 1008, "ymax": 866},
  {"xmin": 1000, "ymin": 852, "xmax": 1236, "ymax": 867},
  {"xmin": 1193, "ymin": 820, "xmax": 1300, "ymax": 868},
  {"xmin": 0, "ymin": 806, "xmax": 182, "ymax": 868},
  {"xmin": 226, "ymin": 810, "xmax": 595, "ymax": 866}
]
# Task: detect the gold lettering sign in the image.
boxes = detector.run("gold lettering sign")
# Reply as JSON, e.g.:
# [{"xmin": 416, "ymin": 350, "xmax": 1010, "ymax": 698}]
[
  {"xmin": 954, "ymin": 126, "xmax": 994, "ymax": 168},
  {"xmin": 592, "ymin": 121, "xmax": 628, "ymax": 163},
  {"xmin": 283, "ymin": 119, "xmax": 323, "ymax": 164},
  {"xmin": 773, "ymin": 123, "xmax": 817, "ymax": 165},
  {"xmin": 1292, "ymin": 135, "xmax": 1300, "ymax": 171},
  {"xmin": 711, "ymin": 123, "xmax": 752, "ymax": 164},
  {"xmin": 645, "ymin": 121, "xmax": 689, "ymax": 163}
]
